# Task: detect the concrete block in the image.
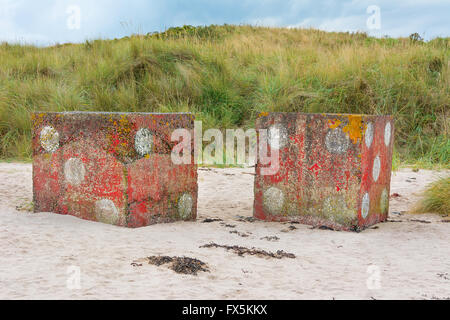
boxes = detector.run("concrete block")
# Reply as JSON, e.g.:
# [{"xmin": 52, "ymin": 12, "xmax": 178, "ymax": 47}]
[
  {"xmin": 254, "ymin": 112, "xmax": 394, "ymax": 231},
  {"xmin": 32, "ymin": 112, "xmax": 197, "ymax": 227}
]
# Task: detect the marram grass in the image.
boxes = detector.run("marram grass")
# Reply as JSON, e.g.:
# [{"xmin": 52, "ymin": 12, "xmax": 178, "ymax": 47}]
[
  {"xmin": 0, "ymin": 25, "xmax": 448, "ymax": 166},
  {"xmin": 413, "ymin": 177, "xmax": 450, "ymax": 216}
]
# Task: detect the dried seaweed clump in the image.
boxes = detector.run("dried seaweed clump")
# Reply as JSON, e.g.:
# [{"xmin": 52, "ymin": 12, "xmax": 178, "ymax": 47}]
[
  {"xmin": 200, "ymin": 243, "xmax": 295, "ymax": 259},
  {"xmin": 145, "ymin": 255, "xmax": 209, "ymax": 275}
]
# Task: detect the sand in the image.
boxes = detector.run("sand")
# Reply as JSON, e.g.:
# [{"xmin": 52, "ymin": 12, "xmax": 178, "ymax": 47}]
[{"xmin": 0, "ymin": 162, "xmax": 449, "ymax": 300}]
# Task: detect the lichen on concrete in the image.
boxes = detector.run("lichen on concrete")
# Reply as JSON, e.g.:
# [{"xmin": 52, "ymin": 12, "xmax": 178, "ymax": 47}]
[
  {"xmin": 325, "ymin": 128, "xmax": 350, "ymax": 154},
  {"xmin": 32, "ymin": 111, "xmax": 197, "ymax": 228},
  {"xmin": 322, "ymin": 195, "xmax": 357, "ymax": 225},
  {"xmin": 254, "ymin": 112, "xmax": 394, "ymax": 231},
  {"xmin": 178, "ymin": 193, "xmax": 193, "ymax": 219}
]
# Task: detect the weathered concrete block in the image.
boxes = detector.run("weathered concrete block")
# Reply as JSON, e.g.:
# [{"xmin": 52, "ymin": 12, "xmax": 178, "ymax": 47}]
[
  {"xmin": 254, "ymin": 112, "xmax": 394, "ymax": 231},
  {"xmin": 32, "ymin": 112, "xmax": 197, "ymax": 227}
]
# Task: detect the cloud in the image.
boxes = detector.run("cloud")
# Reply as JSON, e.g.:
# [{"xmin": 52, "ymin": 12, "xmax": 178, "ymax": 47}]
[
  {"xmin": 288, "ymin": 0, "xmax": 450, "ymax": 39},
  {"xmin": 0, "ymin": 0, "xmax": 448, "ymax": 46}
]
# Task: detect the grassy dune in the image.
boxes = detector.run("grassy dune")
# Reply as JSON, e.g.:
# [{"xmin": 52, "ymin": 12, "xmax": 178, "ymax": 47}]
[{"xmin": 0, "ymin": 25, "xmax": 448, "ymax": 166}]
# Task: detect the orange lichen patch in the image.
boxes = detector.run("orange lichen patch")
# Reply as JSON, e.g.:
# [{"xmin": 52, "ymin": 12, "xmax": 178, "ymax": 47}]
[
  {"xmin": 106, "ymin": 115, "xmax": 135, "ymax": 160},
  {"xmin": 342, "ymin": 115, "xmax": 364, "ymax": 144},
  {"xmin": 327, "ymin": 119, "xmax": 341, "ymax": 129},
  {"xmin": 258, "ymin": 111, "xmax": 269, "ymax": 118}
]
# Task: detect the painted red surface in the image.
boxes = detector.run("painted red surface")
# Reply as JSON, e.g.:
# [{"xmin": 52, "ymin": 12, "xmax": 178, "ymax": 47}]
[
  {"xmin": 32, "ymin": 112, "xmax": 197, "ymax": 227},
  {"xmin": 254, "ymin": 112, "xmax": 394, "ymax": 231},
  {"xmin": 32, "ymin": 152, "xmax": 62, "ymax": 213},
  {"xmin": 60, "ymin": 138, "xmax": 127, "ymax": 224},
  {"xmin": 126, "ymin": 154, "xmax": 197, "ymax": 227},
  {"xmin": 358, "ymin": 118, "xmax": 394, "ymax": 229}
]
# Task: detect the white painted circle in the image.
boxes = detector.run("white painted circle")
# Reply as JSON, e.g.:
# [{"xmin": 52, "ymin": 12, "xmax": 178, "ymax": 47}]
[
  {"xmin": 134, "ymin": 128, "xmax": 153, "ymax": 156},
  {"xmin": 365, "ymin": 122, "xmax": 374, "ymax": 148},
  {"xmin": 372, "ymin": 155, "xmax": 381, "ymax": 182},
  {"xmin": 95, "ymin": 199, "xmax": 119, "ymax": 224},
  {"xmin": 40, "ymin": 126, "xmax": 59, "ymax": 152},
  {"xmin": 380, "ymin": 188, "xmax": 389, "ymax": 214},
  {"xmin": 263, "ymin": 187, "xmax": 284, "ymax": 215},
  {"xmin": 325, "ymin": 128, "xmax": 350, "ymax": 154},
  {"xmin": 178, "ymin": 193, "xmax": 193, "ymax": 219},
  {"xmin": 384, "ymin": 122, "xmax": 391, "ymax": 146},
  {"xmin": 361, "ymin": 193, "xmax": 370, "ymax": 219},
  {"xmin": 64, "ymin": 158, "xmax": 86, "ymax": 186},
  {"xmin": 268, "ymin": 124, "xmax": 288, "ymax": 149}
]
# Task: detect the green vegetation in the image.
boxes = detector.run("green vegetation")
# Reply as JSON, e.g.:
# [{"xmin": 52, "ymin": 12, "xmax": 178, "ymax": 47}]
[
  {"xmin": 0, "ymin": 25, "xmax": 448, "ymax": 166},
  {"xmin": 414, "ymin": 177, "xmax": 450, "ymax": 216}
]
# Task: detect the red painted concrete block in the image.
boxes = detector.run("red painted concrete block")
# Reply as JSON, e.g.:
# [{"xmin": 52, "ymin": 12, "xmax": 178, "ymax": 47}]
[
  {"xmin": 254, "ymin": 112, "xmax": 394, "ymax": 231},
  {"xmin": 32, "ymin": 112, "xmax": 197, "ymax": 227}
]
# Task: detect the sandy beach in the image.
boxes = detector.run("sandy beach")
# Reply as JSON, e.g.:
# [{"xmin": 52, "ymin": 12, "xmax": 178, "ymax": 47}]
[{"xmin": 0, "ymin": 162, "xmax": 449, "ymax": 300}]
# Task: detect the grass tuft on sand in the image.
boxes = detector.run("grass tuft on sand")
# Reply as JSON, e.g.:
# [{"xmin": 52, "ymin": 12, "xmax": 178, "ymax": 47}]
[{"xmin": 414, "ymin": 177, "xmax": 450, "ymax": 216}]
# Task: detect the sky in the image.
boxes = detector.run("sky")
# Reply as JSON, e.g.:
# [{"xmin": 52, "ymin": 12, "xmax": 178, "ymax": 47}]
[{"xmin": 0, "ymin": 0, "xmax": 448, "ymax": 46}]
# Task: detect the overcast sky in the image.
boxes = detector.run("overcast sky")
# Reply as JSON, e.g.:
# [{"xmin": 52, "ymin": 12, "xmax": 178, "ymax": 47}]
[{"xmin": 0, "ymin": 0, "xmax": 448, "ymax": 46}]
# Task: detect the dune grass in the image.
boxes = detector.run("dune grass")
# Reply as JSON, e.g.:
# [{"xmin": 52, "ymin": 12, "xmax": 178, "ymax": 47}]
[
  {"xmin": 0, "ymin": 25, "xmax": 448, "ymax": 166},
  {"xmin": 414, "ymin": 177, "xmax": 450, "ymax": 216}
]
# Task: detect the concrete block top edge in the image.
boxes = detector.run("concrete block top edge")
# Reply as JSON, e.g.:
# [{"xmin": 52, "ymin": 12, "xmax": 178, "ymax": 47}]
[
  {"xmin": 32, "ymin": 111, "xmax": 194, "ymax": 115},
  {"xmin": 31, "ymin": 110, "xmax": 195, "ymax": 163},
  {"xmin": 256, "ymin": 111, "xmax": 393, "ymax": 118}
]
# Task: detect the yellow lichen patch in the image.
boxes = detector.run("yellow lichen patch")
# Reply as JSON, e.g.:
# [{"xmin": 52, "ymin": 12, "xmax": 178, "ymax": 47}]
[
  {"xmin": 342, "ymin": 115, "xmax": 364, "ymax": 144},
  {"xmin": 119, "ymin": 115, "xmax": 129, "ymax": 126},
  {"xmin": 32, "ymin": 113, "xmax": 44, "ymax": 128},
  {"xmin": 258, "ymin": 111, "xmax": 269, "ymax": 117},
  {"xmin": 327, "ymin": 119, "xmax": 341, "ymax": 129}
]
